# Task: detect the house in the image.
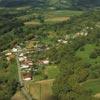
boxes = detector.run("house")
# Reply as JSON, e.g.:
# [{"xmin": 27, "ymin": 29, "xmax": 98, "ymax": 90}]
[
  {"xmin": 12, "ymin": 48, "xmax": 18, "ymax": 53},
  {"xmin": 62, "ymin": 40, "xmax": 68, "ymax": 44},
  {"xmin": 5, "ymin": 52, "xmax": 14, "ymax": 61},
  {"xmin": 5, "ymin": 52, "xmax": 12, "ymax": 56},
  {"xmin": 21, "ymin": 64, "xmax": 30, "ymax": 69},
  {"xmin": 19, "ymin": 57, "xmax": 25, "ymax": 62},
  {"xmin": 27, "ymin": 60, "xmax": 33, "ymax": 66},
  {"xmin": 6, "ymin": 57, "xmax": 10, "ymax": 61},
  {"xmin": 42, "ymin": 60, "xmax": 49, "ymax": 65},
  {"xmin": 19, "ymin": 53, "xmax": 24, "ymax": 57},
  {"xmin": 58, "ymin": 39, "xmax": 62, "ymax": 43},
  {"xmin": 22, "ymin": 73, "xmax": 32, "ymax": 81}
]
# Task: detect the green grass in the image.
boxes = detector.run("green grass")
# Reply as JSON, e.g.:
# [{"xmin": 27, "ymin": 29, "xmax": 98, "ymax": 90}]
[
  {"xmin": 24, "ymin": 20, "xmax": 41, "ymax": 26},
  {"xmin": 9, "ymin": 59, "xmax": 18, "ymax": 80},
  {"xmin": 33, "ymin": 65, "xmax": 59, "ymax": 81},
  {"xmin": 82, "ymin": 79, "xmax": 100, "ymax": 94},
  {"xmin": 76, "ymin": 44, "xmax": 100, "ymax": 64},
  {"xmin": 34, "ymin": 74, "xmax": 45, "ymax": 81},
  {"xmin": 45, "ymin": 10, "xmax": 83, "ymax": 17},
  {"xmin": 45, "ymin": 65, "xmax": 60, "ymax": 79},
  {"xmin": 19, "ymin": 10, "xmax": 83, "ymax": 25}
]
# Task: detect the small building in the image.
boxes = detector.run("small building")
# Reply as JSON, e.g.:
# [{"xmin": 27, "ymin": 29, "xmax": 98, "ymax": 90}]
[
  {"xmin": 42, "ymin": 60, "xmax": 49, "ymax": 65},
  {"xmin": 21, "ymin": 64, "xmax": 30, "ymax": 69},
  {"xmin": 19, "ymin": 57, "xmax": 25, "ymax": 62},
  {"xmin": 19, "ymin": 53, "xmax": 24, "ymax": 57},
  {"xmin": 12, "ymin": 48, "xmax": 18, "ymax": 53},
  {"xmin": 62, "ymin": 40, "xmax": 68, "ymax": 44},
  {"xmin": 58, "ymin": 39, "xmax": 62, "ymax": 43},
  {"xmin": 22, "ymin": 73, "xmax": 32, "ymax": 81},
  {"xmin": 5, "ymin": 52, "xmax": 12, "ymax": 56}
]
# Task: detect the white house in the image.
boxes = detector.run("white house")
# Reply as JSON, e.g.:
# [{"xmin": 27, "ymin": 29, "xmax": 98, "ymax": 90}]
[
  {"xmin": 23, "ymin": 77, "xmax": 31, "ymax": 81},
  {"xmin": 62, "ymin": 40, "xmax": 68, "ymax": 44},
  {"xmin": 19, "ymin": 57, "xmax": 25, "ymax": 62},
  {"xmin": 58, "ymin": 39, "xmax": 62, "ymax": 43},
  {"xmin": 42, "ymin": 60, "xmax": 49, "ymax": 65},
  {"xmin": 12, "ymin": 48, "xmax": 18, "ymax": 53},
  {"xmin": 21, "ymin": 64, "xmax": 30, "ymax": 69},
  {"xmin": 5, "ymin": 52, "xmax": 12, "ymax": 56},
  {"xmin": 19, "ymin": 53, "xmax": 24, "ymax": 57}
]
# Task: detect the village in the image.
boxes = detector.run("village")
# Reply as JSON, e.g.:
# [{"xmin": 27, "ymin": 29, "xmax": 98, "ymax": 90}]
[
  {"xmin": 4, "ymin": 27, "xmax": 90, "ymax": 82},
  {"xmin": 5, "ymin": 43, "xmax": 50, "ymax": 82}
]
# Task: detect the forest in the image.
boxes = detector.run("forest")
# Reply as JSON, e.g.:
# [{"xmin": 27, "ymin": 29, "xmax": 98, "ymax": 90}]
[{"xmin": 0, "ymin": 0, "xmax": 100, "ymax": 10}]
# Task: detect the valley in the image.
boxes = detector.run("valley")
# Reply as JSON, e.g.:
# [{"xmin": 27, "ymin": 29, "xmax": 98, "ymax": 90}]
[{"xmin": 0, "ymin": 1, "xmax": 100, "ymax": 100}]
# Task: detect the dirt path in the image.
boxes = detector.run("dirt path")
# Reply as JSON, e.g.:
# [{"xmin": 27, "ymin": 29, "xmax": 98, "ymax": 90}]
[
  {"xmin": 94, "ymin": 93, "xmax": 100, "ymax": 98},
  {"xmin": 35, "ymin": 79, "xmax": 55, "ymax": 84}
]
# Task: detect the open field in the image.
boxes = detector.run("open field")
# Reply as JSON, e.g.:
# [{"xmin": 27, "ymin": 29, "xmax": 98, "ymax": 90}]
[
  {"xmin": 11, "ymin": 91, "xmax": 26, "ymax": 100},
  {"xmin": 19, "ymin": 10, "xmax": 83, "ymax": 26},
  {"xmin": 44, "ymin": 10, "xmax": 83, "ymax": 17},
  {"xmin": 9, "ymin": 59, "xmax": 18, "ymax": 80},
  {"xmin": 24, "ymin": 21, "xmax": 41, "ymax": 26},
  {"xmin": 82, "ymin": 79, "xmax": 100, "ymax": 94},
  {"xmin": 25, "ymin": 79, "xmax": 55, "ymax": 100},
  {"xmin": 76, "ymin": 44, "xmax": 100, "ymax": 64},
  {"xmin": 45, "ymin": 16, "xmax": 69, "ymax": 24},
  {"xmin": 34, "ymin": 65, "xmax": 59, "ymax": 81},
  {"xmin": 45, "ymin": 65, "xmax": 60, "ymax": 79}
]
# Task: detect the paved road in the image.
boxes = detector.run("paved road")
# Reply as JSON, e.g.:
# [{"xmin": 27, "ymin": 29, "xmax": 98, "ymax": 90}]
[{"xmin": 16, "ymin": 52, "xmax": 33, "ymax": 100}]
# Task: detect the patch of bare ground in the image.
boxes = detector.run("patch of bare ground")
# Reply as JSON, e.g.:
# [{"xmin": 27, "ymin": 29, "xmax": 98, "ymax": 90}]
[
  {"xmin": 11, "ymin": 91, "xmax": 26, "ymax": 100},
  {"xmin": 94, "ymin": 93, "xmax": 100, "ymax": 98}
]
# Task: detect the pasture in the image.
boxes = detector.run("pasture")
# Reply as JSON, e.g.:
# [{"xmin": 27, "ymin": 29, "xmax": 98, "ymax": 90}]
[{"xmin": 25, "ymin": 79, "xmax": 55, "ymax": 100}]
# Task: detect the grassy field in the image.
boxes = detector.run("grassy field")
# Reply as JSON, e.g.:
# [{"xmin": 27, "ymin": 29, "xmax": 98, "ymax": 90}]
[
  {"xmin": 82, "ymin": 79, "xmax": 100, "ymax": 95},
  {"xmin": 45, "ymin": 65, "xmax": 60, "ymax": 79},
  {"xmin": 9, "ymin": 59, "xmax": 18, "ymax": 80},
  {"xmin": 44, "ymin": 10, "xmax": 83, "ymax": 17},
  {"xmin": 45, "ymin": 16, "xmax": 69, "ymax": 24},
  {"xmin": 34, "ymin": 65, "xmax": 59, "ymax": 81},
  {"xmin": 76, "ymin": 44, "xmax": 100, "ymax": 64},
  {"xmin": 12, "ymin": 91, "xmax": 26, "ymax": 100},
  {"xmin": 25, "ymin": 79, "xmax": 55, "ymax": 100},
  {"xmin": 24, "ymin": 21, "xmax": 41, "ymax": 26},
  {"xmin": 20, "ymin": 10, "xmax": 83, "ymax": 26}
]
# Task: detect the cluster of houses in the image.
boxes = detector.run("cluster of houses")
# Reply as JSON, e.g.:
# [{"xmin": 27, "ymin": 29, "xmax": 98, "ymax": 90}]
[
  {"xmin": 5, "ymin": 46, "xmax": 33, "ymax": 81},
  {"xmin": 18, "ymin": 52, "xmax": 33, "ymax": 81},
  {"xmin": 5, "ymin": 44, "xmax": 50, "ymax": 81},
  {"xmin": 57, "ymin": 28, "xmax": 89, "ymax": 45}
]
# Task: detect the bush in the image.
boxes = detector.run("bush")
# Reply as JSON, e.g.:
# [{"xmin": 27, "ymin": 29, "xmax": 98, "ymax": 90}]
[{"xmin": 89, "ymin": 52, "xmax": 97, "ymax": 59}]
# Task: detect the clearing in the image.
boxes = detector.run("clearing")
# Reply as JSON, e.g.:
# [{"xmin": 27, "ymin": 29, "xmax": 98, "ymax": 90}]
[{"xmin": 25, "ymin": 79, "xmax": 55, "ymax": 100}]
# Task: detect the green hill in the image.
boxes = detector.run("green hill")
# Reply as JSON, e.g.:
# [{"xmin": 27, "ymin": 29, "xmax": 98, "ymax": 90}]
[
  {"xmin": 49, "ymin": 10, "xmax": 100, "ymax": 100},
  {"xmin": 0, "ymin": 0, "xmax": 100, "ymax": 10}
]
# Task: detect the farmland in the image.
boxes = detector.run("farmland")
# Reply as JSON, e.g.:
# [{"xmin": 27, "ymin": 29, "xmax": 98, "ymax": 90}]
[
  {"xmin": 25, "ymin": 79, "xmax": 54, "ymax": 100},
  {"xmin": 18, "ymin": 10, "xmax": 83, "ymax": 26},
  {"xmin": 82, "ymin": 79, "xmax": 100, "ymax": 95}
]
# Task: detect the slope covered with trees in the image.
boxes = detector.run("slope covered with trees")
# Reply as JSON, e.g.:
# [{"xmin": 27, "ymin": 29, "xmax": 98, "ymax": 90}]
[
  {"xmin": 0, "ymin": 0, "xmax": 100, "ymax": 10},
  {"xmin": 47, "ymin": 10, "xmax": 100, "ymax": 100}
]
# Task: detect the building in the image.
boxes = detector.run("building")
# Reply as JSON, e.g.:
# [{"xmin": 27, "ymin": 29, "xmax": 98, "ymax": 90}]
[
  {"xmin": 5, "ymin": 52, "xmax": 12, "ymax": 56},
  {"xmin": 22, "ymin": 73, "xmax": 32, "ymax": 81},
  {"xmin": 21, "ymin": 64, "xmax": 30, "ymax": 69},
  {"xmin": 12, "ymin": 48, "xmax": 18, "ymax": 53}
]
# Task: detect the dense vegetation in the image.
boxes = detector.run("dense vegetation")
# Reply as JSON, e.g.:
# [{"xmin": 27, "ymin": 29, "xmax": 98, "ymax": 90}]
[
  {"xmin": 0, "ymin": 0, "xmax": 100, "ymax": 10},
  {"xmin": 0, "ymin": 56, "xmax": 19, "ymax": 99},
  {"xmin": 0, "ymin": 0, "xmax": 100, "ymax": 99},
  {"xmin": 47, "ymin": 11, "xmax": 100, "ymax": 100}
]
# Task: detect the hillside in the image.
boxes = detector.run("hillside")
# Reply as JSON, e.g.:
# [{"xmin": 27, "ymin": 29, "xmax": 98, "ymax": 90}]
[
  {"xmin": 48, "ymin": 11, "xmax": 100, "ymax": 100},
  {"xmin": 0, "ymin": 0, "xmax": 100, "ymax": 10},
  {"xmin": 0, "ymin": 1, "xmax": 100, "ymax": 100}
]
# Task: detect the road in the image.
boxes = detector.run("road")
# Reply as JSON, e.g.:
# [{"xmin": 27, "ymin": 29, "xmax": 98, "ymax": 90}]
[{"xmin": 16, "ymin": 52, "xmax": 33, "ymax": 100}]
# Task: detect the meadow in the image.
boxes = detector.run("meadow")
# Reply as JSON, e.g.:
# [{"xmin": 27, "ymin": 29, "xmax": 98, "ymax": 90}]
[{"xmin": 18, "ymin": 10, "xmax": 83, "ymax": 26}]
